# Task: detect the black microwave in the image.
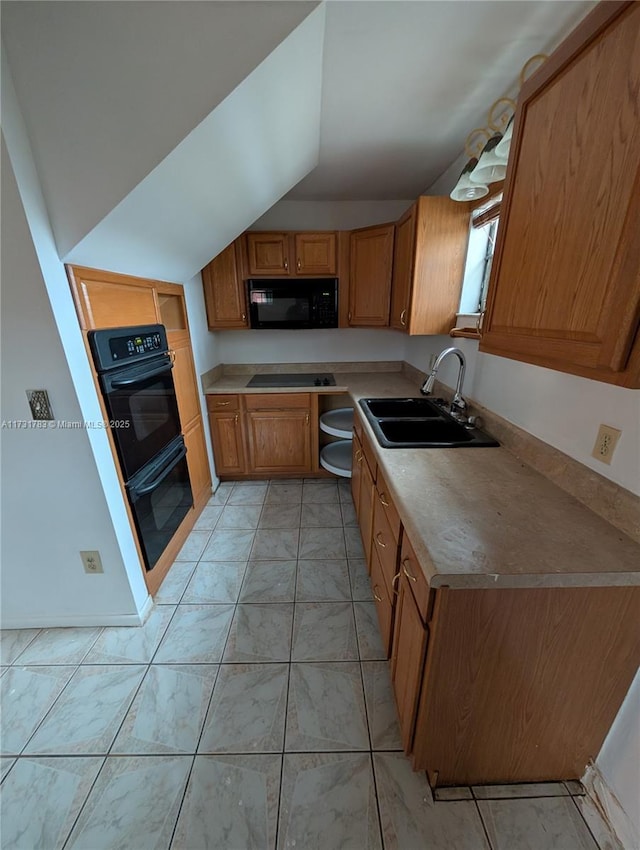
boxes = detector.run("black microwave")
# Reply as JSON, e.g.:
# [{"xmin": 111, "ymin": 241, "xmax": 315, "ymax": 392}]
[{"xmin": 246, "ymin": 278, "xmax": 338, "ymax": 329}]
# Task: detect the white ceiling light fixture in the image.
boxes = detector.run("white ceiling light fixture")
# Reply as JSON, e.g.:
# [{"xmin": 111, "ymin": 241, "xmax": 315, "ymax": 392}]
[{"xmin": 450, "ymin": 54, "xmax": 547, "ymax": 202}]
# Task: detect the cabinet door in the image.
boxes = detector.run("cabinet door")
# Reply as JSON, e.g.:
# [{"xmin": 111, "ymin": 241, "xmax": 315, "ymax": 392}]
[
  {"xmin": 391, "ymin": 574, "xmax": 429, "ymax": 754},
  {"xmin": 184, "ymin": 416, "xmax": 212, "ymax": 506},
  {"xmin": 390, "ymin": 205, "xmax": 416, "ymax": 330},
  {"xmin": 209, "ymin": 411, "xmax": 246, "ymax": 476},
  {"xmin": 295, "ymin": 233, "xmax": 337, "ymax": 275},
  {"xmin": 351, "ymin": 434, "xmax": 363, "ymax": 513},
  {"xmin": 202, "ymin": 241, "xmax": 248, "ymax": 329},
  {"xmin": 168, "ymin": 336, "xmax": 201, "ymax": 431},
  {"xmin": 480, "ymin": 3, "xmax": 640, "ymax": 387},
  {"xmin": 71, "ymin": 275, "xmax": 158, "ymax": 329},
  {"xmin": 246, "ymin": 233, "xmax": 289, "ymax": 275},
  {"xmin": 359, "ymin": 456, "xmax": 375, "ymax": 568},
  {"xmin": 246, "ymin": 409, "xmax": 312, "ymax": 473},
  {"xmin": 370, "ymin": 545, "xmax": 394, "ymax": 657},
  {"xmin": 348, "ymin": 225, "xmax": 394, "ymax": 326}
]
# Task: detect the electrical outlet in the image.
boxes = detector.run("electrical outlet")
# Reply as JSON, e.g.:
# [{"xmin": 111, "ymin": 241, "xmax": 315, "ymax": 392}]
[
  {"xmin": 26, "ymin": 389, "xmax": 54, "ymax": 421},
  {"xmin": 591, "ymin": 424, "xmax": 622, "ymax": 465},
  {"xmin": 80, "ymin": 551, "xmax": 104, "ymax": 574}
]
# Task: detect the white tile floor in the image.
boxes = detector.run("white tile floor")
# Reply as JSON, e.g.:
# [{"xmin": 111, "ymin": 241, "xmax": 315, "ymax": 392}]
[{"xmin": 0, "ymin": 478, "xmax": 624, "ymax": 849}]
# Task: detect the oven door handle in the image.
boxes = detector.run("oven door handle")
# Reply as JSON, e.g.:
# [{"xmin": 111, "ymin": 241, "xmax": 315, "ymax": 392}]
[
  {"xmin": 132, "ymin": 443, "xmax": 187, "ymax": 496},
  {"xmin": 111, "ymin": 361, "xmax": 174, "ymax": 388}
]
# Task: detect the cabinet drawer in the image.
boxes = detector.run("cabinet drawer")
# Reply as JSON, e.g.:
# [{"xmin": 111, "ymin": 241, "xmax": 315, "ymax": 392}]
[
  {"xmin": 372, "ymin": 498, "xmax": 400, "ymax": 598},
  {"xmin": 206, "ymin": 394, "xmax": 240, "ymax": 411},
  {"xmin": 375, "ymin": 467, "xmax": 401, "ymax": 544},
  {"xmin": 400, "ymin": 534, "xmax": 431, "ymax": 623},
  {"xmin": 370, "ymin": 544, "xmax": 393, "ymax": 658},
  {"xmin": 244, "ymin": 393, "xmax": 311, "ymax": 411}
]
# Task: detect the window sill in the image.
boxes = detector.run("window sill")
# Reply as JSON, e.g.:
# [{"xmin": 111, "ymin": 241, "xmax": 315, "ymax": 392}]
[{"xmin": 449, "ymin": 327, "xmax": 481, "ymax": 340}]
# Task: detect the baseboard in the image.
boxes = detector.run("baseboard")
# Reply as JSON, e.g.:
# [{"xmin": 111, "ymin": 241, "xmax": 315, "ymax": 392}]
[
  {"xmin": 1, "ymin": 594, "xmax": 153, "ymax": 630},
  {"xmin": 582, "ymin": 763, "xmax": 639, "ymax": 850}
]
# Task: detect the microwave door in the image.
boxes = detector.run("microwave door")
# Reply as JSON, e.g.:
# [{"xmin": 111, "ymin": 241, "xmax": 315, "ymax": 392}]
[{"xmin": 249, "ymin": 285, "xmax": 311, "ymax": 329}]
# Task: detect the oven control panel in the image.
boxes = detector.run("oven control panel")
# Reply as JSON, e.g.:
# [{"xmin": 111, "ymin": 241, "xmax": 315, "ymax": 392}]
[
  {"xmin": 109, "ymin": 331, "xmax": 163, "ymax": 362},
  {"xmin": 88, "ymin": 324, "xmax": 169, "ymax": 372}
]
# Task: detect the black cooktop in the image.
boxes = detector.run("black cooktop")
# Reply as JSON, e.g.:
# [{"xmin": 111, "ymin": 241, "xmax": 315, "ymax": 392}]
[{"xmin": 247, "ymin": 373, "xmax": 336, "ymax": 388}]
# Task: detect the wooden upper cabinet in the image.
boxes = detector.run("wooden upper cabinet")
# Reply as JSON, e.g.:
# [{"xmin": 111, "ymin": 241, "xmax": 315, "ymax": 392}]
[
  {"xmin": 67, "ymin": 267, "xmax": 158, "ymax": 330},
  {"xmin": 480, "ymin": 2, "xmax": 640, "ymax": 387},
  {"xmin": 294, "ymin": 232, "xmax": 337, "ymax": 274},
  {"xmin": 348, "ymin": 224, "xmax": 394, "ymax": 326},
  {"xmin": 202, "ymin": 240, "xmax": 248, "ymax": 330},
  {"xmin": 390, "ymin": 198, "xmax": 468, "ymax": 335},
  {"xmin": 246, "ymin": 232, "xmax": 290, "ymax": 275},
  {"xmin": 390, "ymin": 206, "xmax": 416, "ymax": 330}
]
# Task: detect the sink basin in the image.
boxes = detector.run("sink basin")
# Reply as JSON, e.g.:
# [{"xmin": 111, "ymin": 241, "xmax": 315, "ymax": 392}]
[
  {"xmin": 358, "ymin": 397, "xmax": 499, "ymax": 449},
  {"xmin": 378, "ymin": 419, "xmax": 473, "ymax": 445},
  {"xmin": 364, "ymin": 398, "xmax": 442, "ymax": 419}
]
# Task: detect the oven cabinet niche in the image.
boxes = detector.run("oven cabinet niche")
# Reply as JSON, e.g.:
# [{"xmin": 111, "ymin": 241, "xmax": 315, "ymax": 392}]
[
  {"xmin": 202, "ymin": 239, "xmax": 248, "ymax": 330},
  {"xmin": 206, "ymin": 395, "xmax": 246, "ymax": 476},
  {"xmin": 347, "ymin": 224, "xmax": 395, "ymax": 327},
  {"xmin": 390, "ymin": 197, "xmax": 469, "ymax": 335},
  {"xmin": 245, "ymin": 394, "xmax": 314, "ymax": 475},
  {"xmin": 480, "ymin": 2, "xmax": 640, "ymax": 387}
]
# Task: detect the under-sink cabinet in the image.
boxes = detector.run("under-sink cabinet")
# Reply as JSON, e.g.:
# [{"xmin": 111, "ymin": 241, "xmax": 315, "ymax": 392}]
[{"xmin": 349, "ymin": 422, "xmax": 640, "ymax": 786}]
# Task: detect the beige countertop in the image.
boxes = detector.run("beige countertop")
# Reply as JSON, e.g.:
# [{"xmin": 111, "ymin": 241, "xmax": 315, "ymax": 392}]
[{"xmin": 203, "ymin": 367, "xmax": 640, "ymax": 589}]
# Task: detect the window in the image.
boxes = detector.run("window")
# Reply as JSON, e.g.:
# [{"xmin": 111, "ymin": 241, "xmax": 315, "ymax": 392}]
[{"xmin": 457, "ymin": 196, "xmax": 501, "ymax": 321}]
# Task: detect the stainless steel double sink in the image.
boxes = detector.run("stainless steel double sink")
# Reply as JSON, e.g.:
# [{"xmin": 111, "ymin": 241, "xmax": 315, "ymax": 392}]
[{"xmin": 359, "ymin": 397, "xmax": 499, "ymax": 449}]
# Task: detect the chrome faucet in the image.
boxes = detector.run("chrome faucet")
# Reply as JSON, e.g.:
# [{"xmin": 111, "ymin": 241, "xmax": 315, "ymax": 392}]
[{"xmin": 420, "ymin": 346, "xmax": 467, "ymax": 418}]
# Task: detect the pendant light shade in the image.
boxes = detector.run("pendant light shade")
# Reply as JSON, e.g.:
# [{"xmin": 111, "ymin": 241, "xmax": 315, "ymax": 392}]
[
  {"xmin": 494, "ymin": 115, "xmax": 514, "ymax": 164},
  {"xmin": 469, "ymin": 134, "xmax": 507, "ymax": 185},
  {"xmin": 450, "ymin": 158, "xmax": 489, "ymax": 202}
]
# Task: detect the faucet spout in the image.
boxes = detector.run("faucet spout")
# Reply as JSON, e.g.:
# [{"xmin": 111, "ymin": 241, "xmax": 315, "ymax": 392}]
[{"xmin": 420, "ymin": 347, "xmax": 467, "ymax": 417}]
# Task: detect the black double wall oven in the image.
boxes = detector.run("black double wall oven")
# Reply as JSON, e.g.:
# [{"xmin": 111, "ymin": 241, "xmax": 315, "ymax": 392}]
[{"xmin": 89, "ymin": 324, "xmax": 193, "ymax": 572}]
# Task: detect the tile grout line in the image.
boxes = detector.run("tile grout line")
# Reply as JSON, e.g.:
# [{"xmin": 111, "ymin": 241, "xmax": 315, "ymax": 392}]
[
  {"xmin": 567, "ymin": 789, "xmax": 608, "ymax": 850},
  {"xmin": 59, "ymin": 754, "xmax": 109, "ymax": 850},
  {"xmin": 471, "ymin": 792, "xmax": 497, "ymax": 850},
  {"xmin": 4, "ymin": 628, "xmax": 44, "ymax": 667}
]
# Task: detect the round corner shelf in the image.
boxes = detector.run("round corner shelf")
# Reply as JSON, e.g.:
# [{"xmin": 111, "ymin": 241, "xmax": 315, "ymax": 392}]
[
  {"xmin": 319, "ymin": 407, "xmax": 354, "ymax": 439},
  {"xmin": 320, "ymin": 440, "xmax": 353, "ymax": 478}
]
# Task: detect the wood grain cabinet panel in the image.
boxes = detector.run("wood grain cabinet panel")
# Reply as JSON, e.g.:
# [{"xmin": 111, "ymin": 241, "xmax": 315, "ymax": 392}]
[
  {"xmin": 348, "ymin": 224, "xmax": 394, "ymax": 326},
  {"xmin": 184, "ymin": 417, "xmax": 212, "ymax": 506},
  {"xmin": 370, "ymin": 545, "xmax": 394, "ymax": 657},
  {"xmin": 295, "ymin": 232, "xmax": 337, "ymax": 275},
  {"xmin": 208, "ymin": 410, "xmax": 246, "ymax": 476},
  {"xmin": 246, "ymin": 232, "xmax": 289, "ymax": 275},
  {"xmin": 246, "ymin": 408, "xmax": 312, "ymax": 474},
  {"xmin": 202, "ymin": 240, "xmax": 248, "ymax": 329},
  {"xmin": 480, "ymin": 2, "xmax": 640, "ymax": 387},
  {"xmin": 75, "ymin": 279, "xmax": 158, "ymax": 329},
  {"xmin": 359, "ymin": 456, "xmax": 375, "ymax": 566},
  {"xmin": 351, "ymin": 433, "xmax": 363, "ymax": 513},
  {"xmin": 391, "ymin": 573, "xmax": 430, "ymax": 755},
  {"xmin": 168, "ymin": 336, "xmax": 201, "ymax": 430},
  {"xmin": 390, "ymin": 198, "xmax": 468, "ymax": 335}
]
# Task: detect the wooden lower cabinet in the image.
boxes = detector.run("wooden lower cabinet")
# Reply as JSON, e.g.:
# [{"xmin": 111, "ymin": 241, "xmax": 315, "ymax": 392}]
[
  {"xmin": 370, "ymin": 545, "xmax": 394, "ymax": 657},
  {"xmin": 358, "ymin": 457, "xmax": 375, "ymax": 566},
  {"xmin": 208, "ymin": 409, "xmax": 246, "ymax": 476},
  {"xmin": 184, "ymin": 417, "xmax": 212, "ymax": 506},
  {"xmin": 206, "ymin": 393, "xmax": 315, "ymax": 477},
  {"xmin": 391, "ymin": 572, "xmax": 430, "ymax": 755},
  {"xmin": 351, "ymin": 434, "xmax": 363, "ymax": 509},
  {"xmin": 246, "ymin": 408, "xmax": 311, "ymax": 474}
]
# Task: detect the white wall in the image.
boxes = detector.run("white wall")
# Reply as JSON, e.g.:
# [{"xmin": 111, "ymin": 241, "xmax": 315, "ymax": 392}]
[
  {"xmin": 250, "ymin": 199, "xmax": 412, "ymax": 231},
  {"xmin": 218, "ymin": 327, "xmax": 406, "ymax": 365},
  {"xmin": 1, "ymin": 53, "xmax": 149, "ymax": 627},
  {"xmin": 182, "ymin": 272, "xmax": 218, "ymax": 485},
  {"xmin": 406, "ymin": 336, "xmax": 640, "ymax": 497},
  {"xmin": 0, "ymin": 141, "xmax": 147, "ymax": 628},
  {"xmin": 594, "ymin": 668, "xmax": 640, "ymax": 849}
]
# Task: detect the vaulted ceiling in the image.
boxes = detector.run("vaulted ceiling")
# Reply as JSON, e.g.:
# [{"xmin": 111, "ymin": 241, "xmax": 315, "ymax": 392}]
[{"xmin": 2, "ymin": 0, "xmax": 594, "ymax": 281}]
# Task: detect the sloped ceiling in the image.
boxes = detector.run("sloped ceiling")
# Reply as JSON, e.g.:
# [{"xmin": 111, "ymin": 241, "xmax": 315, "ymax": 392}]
[
  {"xmin": 1, "ymin": 0, "xmax": 319, "ymax": 258},
  {"xmin": 65, "ymin": 7, "xmax": 326, "ymax": 281}
]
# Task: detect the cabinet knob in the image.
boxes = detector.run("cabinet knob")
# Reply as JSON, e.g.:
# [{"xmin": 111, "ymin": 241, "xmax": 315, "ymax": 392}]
[
  {"xmin": 234, "ymin": 414, "xmax": 239, "ymax": 424},
  {"xmin": 241, "ymin": 313, "xmax": 247, "ymax": 322},
  {"xmin": 392, "ymin": 571, "xmax": 401, "ymax": 595},
  {"xmin": 375, "ymin": 532, "xmax": 386, "ymax": 548},
  {"xmin": 284, "ymin": 258, "xmax": 289, "ymax": 271},
  {"xmin": 373, "ymin": 586, "xmax": 383, "ymax": 603},
  {"xmin": 305, "ymin": 413, "xmax": 309, "ymax": 425},
  {"xmin": 216, "ymin": 401, "xmax": 231, "ymax": 406},
  {"xmin": 379, "ymin": 492, "xmax": 389, "ymax": 507},
  {"xmin": 297, "ymin": 258, "xmax": 301, "ymax": 271},
  {"xmin": 402, "ymin": 557, "xmax": 417, "ymax": 582},
  {"xmin": 348, "ymin": 311, "xmax": 352, "ymax": 323},
  {"xmin": 400, "ymin": 309, "xmax": 407, "ymax": 327}
]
